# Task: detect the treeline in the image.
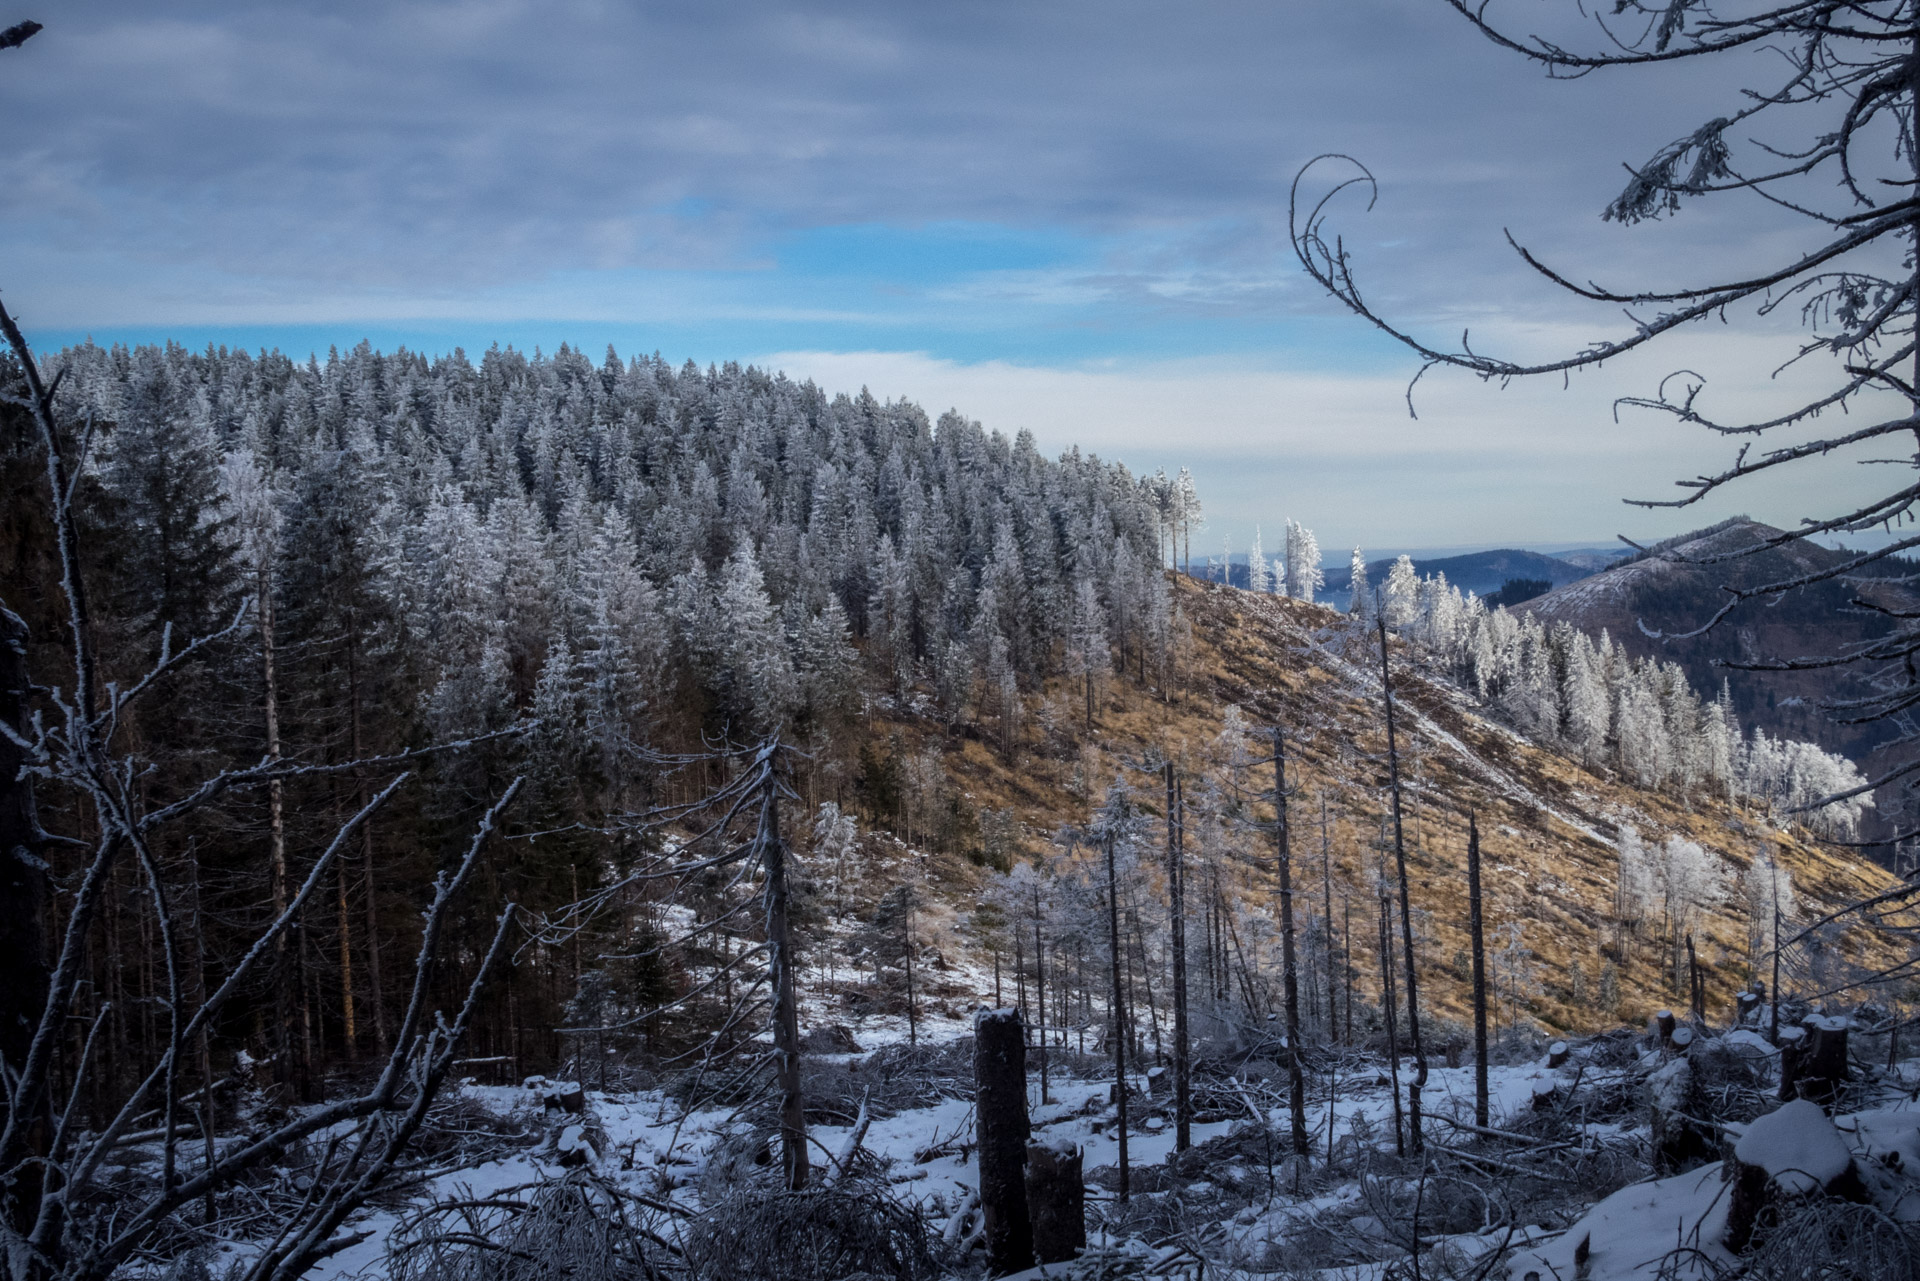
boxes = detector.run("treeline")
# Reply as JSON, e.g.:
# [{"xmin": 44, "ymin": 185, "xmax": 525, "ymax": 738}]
[
  {"xmin": 1364, "ymin": 560, "xmax": 1872, "ymax": 836},
  {"xmin": 2, "ymin": 337, "xmax": 1197, "ymax": 1104}
]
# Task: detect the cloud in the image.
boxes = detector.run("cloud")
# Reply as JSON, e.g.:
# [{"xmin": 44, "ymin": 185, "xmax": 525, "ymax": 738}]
[
  {"xmin": 2, "ymin": 1, "xmax": 1884, "ymax": 546},
  {"xmin": 759, "ymin": 341, "xmax": 1903, "ymax": 552}
]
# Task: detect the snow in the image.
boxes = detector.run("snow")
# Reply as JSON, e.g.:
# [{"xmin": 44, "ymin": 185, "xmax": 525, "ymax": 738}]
[
  {"xmin": 1506, "ymin": 1164, "xmax": 1732, "ymax": 1281},
  {"xmin": 1734, "ymin": 1098, "xmax": 1851, "ymax": 1194}
]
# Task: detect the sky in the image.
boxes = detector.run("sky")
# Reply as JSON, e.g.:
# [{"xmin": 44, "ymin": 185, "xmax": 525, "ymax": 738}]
[{"xmin": 1, "ymin": 1, "xmax": 1900, "ymax": 555}]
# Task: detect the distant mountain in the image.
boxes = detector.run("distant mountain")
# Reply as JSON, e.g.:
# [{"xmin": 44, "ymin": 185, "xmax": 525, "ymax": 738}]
[
  {"xmin": 1319, "ymin": 547, "xmax": 1595, "ymax": 602},
  {"xmin": 1518, "ymin": 517, "xmax": 1917, "ymax": 766},
  {"xmin": 1550, "ymin": 546, "xmax": 1632, "ymax": 571}
]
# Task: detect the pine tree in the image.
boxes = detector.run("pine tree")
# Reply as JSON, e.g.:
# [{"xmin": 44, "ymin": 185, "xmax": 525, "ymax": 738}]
[
  {"xmin": 1380, "ymin": 554, "xmax": 1418, "ymax": 628},
  {"xmin": 1347, "ymin": 547, "xmax": 1371, "ymax": 618},
  {"xmin": 1283, "ymin": 519, "xmax": 1324, "ymax": 601},
  {"xmin": 1064, "ymin": 577, "xmax": 1110, "ymax": 734}
]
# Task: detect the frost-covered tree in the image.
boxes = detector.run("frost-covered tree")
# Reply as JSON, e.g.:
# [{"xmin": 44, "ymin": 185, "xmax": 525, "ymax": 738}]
[
  {"xmin": 1065, "ymin": 576, "xmax": 1111, "ymax": 734},
  {"xmin": 1247, "ymin": 526, "xmax": 1271, "ymax": 595},
  {"xmin": 1380, "ymin": 554, "xmax": 1419, "ymax": 628},
  {"xmin": 1650, "ymin": 835, "xmax": 1729, "ymax": 993},
  {"xmin": 1614, "ymin": 825, "xmax": 1657, "ymax": 937},
  {"xmin": 1347, "ymin": 546, "xmax": 1371, "ymax": 619},
  {"xmin": 1742, "ymin": 847, "xmax": 1797, "ymax": 978},
  {"xmin": 715, "ymin": 537, "xmax": 797, "ymax": 736},
  {"xmin": 1283, "ymin": 519, "xmax": 1323, "ymax": 601}
]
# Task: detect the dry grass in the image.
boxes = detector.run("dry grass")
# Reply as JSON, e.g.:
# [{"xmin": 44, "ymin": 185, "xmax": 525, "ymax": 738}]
[{"xmin": 845, "ymin": 574, "xmax": 1906, "ymax": 1038}]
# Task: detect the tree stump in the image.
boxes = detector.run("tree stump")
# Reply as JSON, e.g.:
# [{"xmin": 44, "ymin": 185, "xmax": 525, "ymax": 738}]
[
  {"xmin": 1025, "ymin": 1138, "xmax": 1085, "ymax": 1265},
  {"xmin": 1651, "ymin": 1010, "xmax": 1677, "ymax": 1051},
  {"xmin": 975, "ymin": 1008, "xmax": 1033, "ymax": 1275},
  {"xmin": 1546, "ymin": 1041, "xmax": 1570, "ymax": 1070},
  {"xmin": 1736, "ymin": 986, "xmax": 1763, "ymax": 1027},
  {"xmin": 1649, "ymin": 1058, "xmax": 1715, "ymax": 1175},
  {"xmin": 1778, "ymin": 1017, "xmax": 1849, "ymax": 1108},
  {"xmin": 1726, "ymin": 1098, "xmax": 1864, "ymax": 1252}
]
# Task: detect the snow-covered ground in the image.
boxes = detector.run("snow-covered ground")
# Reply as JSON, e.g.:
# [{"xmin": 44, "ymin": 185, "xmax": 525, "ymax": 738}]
[{"xmin": 172, "ymin": 1018, "xmax": 1920, "ymax": 1281}]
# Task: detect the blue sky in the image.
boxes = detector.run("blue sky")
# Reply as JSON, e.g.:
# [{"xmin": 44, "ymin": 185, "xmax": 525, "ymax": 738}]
[{"xmin": 2, "ymin": 1, "xmax": 1887, "ymax": 553}]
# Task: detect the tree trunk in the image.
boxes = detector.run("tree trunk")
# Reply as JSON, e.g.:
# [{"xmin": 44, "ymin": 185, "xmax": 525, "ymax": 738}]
[
  {"xmin": 1468, "ymin": 813, "xmax": 1489, "ymax": 1129},
  {"xmin": 1321, "ymin": 795, "xmax": 1336, "ymax": 1045},
  {"xmin": 1377, "ymin": 615, "xmax": 1427, "ymax": 1153},
  {"xmin": 1105, "ymin": 831, "xmax": 1130, "ymax": 1202},
  {"xmin": 1032, "ymin": 892, "xmax": 1048, "ymax": 1105},
  {"xmin": 1272, "ymin": 728, "xmax": 1309, "ymax": 1157},
  {"xmin": 1025, "ymin": 1140, "xmax": 1085, "ymax": 1265},
  {"xmin": 1166, "ymin": 765, "xmax": 1191, "ymax": 1153},
  {"xmin": 904, "ymin": 900, "xmax": 917, "ymax": 1048},
  {"xmin": 336, "ymin": 859, "xmax": 357, "ymax": 1059},
  {"xmin": 974, "ymin": 1008, "xmax": 1033, "ymax": 1275},
  {"xmin": 0, "ymin": 604, "xmax": 49, "ymax": 1236},
  {"xmin": 1378, "ymin": 880, "xmax": 1405, "ymax": 1157},
  {"xmin": 760, "ymin": 748, "xmax": 809, "ymax": 1190},
  {"xmin": 1778, "ymin": 1017, "xmax": 1850, "ymax": 1107},
  {"xmin": 347, "ymin": 631, "xmax": 388, "ymax": 1053},
  {"xmin": 1687, "ymin": 933, "xmax": 1703, "ymax": 1026},
  {"xmin": 261, "ymin": 557, "xmax": 295, "ymax": 1092}
]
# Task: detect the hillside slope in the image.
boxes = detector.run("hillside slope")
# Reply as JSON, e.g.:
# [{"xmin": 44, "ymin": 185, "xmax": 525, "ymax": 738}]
[
  {"xmin": 1518, "ymin": 520, "xmax": 1914, "ymax": 767},
  {"xmin": 836, "ymin": 572, "xmax": 1901, "ymax": 1045}
]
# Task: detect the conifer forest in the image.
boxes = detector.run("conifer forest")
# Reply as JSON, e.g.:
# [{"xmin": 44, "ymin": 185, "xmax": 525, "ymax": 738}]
[{"xmin": 12, "ymin": 5, "xmax": 1920, "ymax": 1281}]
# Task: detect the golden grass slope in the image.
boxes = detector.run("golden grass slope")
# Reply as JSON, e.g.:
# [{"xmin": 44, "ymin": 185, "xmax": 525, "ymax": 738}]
[{"xmin": 849, "ymin": 574, "xmax": 1906, "ymax": 1037}]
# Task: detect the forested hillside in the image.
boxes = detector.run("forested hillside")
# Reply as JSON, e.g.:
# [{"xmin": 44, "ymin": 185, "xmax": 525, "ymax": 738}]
[
  {"xmin": 1, "ymin": 339, "xmax": 1195, "ymax": 1095},
  {"xmin": 1519, "ymin": 519, "xmax": 1920, "ymax": 798}
]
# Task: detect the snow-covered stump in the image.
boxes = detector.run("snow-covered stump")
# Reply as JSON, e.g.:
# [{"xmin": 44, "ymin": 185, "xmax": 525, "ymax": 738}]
[
  {"xmin": 1024, "ymin": 1137, "xmax": 1085, "ymax": 1265},
  {"xmin": 1737, "ymin": 984, "xmax": 1764, "ymax": 1027},
  {"xmin": 1726, "ymin": 1099, "xmax": 1865, "ymax": 1253},
  {"xmin": 1777, "ymin": 1016, "xmax": 1850, "ymax": 1108},
  {"xmin": 975, "ymin": 1008, "xmax": 1033, "ymax": 1275},
  {"xmin": 1546, "ymin": 1040, "xmax": 1570, "ymax": 1070},
  {"xmin": 1649, "ymin": 1056, "xmax": 1715, "ymax": 1175},
  {"xmin": 1651, "ymin": 1009, "xmax": 1678, "ymax": 1051}
]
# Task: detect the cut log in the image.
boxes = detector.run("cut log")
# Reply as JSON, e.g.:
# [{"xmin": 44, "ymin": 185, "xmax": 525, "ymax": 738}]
[
  {"xmin": 1024, "ymin": 1138, "xmax": 1085, "ymax": 1265},
  {"xmin": 1778, "ymin": 1016, "xmax": 1849, "ymax": 1108},
  {"xmin": 974, "ymin": 1008, "xmax": 1033, "ymax": 1275}
]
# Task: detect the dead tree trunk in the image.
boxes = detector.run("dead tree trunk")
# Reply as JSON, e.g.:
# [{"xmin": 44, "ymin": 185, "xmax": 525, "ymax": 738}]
[
  {"xmin": 1377, "ymin": 614, "xmax": 1427, "ymax": 1154},
  {"xmin": 974, "ymin": 1008, "xmax": 1033, "ymax": 1275},
  {"xmin": 759, "ymin": 749, "xmax": 809, "ymax": 1190},
  {"xmin": 1167, "ymin": 765, "xmax": 1191, "ymax": 1153},
  {"xmin": 1321, "ymin": 794, "xmax": 1336, "ymax": 1045},
  {"xmin": 1778, "ymin": 1017, "xmax": 1850, "ymax": 1107},
  {"xmin": 904, "ymin": 897, "xmax": 917, "ymax": 1048},
  {"xmin": 1687, "ymin": 933, "xmax": 1703, "ymax": 1027},
  {"xmin": 1032, "ymin": 890, "xmax": 1048, "ymax": 1105},
  {"xmin": 1378, "ymin": 877, "xmax": 1405, "ymax": 1157},
  {"xmin": 1272, "ymin": 728, "xmax": 1309, "ymax": 1157},
  {"xmin": 1025, "ymin": 1139, "xmax": 1085, "ymax": 1265},
  {"xmin": 1468, "ymin": 812, "xmax": 1489, "ymax": 1130},
  {"xmin": 1105, "ymin": 829, "xmax": 1130, "ymax": 1202}
]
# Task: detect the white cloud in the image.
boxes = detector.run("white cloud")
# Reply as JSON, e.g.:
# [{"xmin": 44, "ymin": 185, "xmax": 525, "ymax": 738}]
[{"xmin": 760, "ymin": 341, "xmax": 1904, "ymax": 552}]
